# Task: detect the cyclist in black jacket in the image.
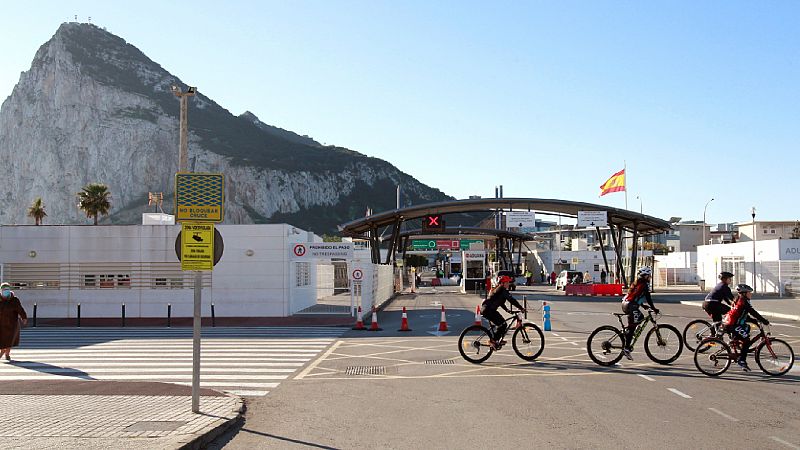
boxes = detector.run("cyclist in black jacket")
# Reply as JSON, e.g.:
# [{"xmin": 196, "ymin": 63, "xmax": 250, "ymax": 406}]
[
  {"xmin": 481, "ymin": 275, "xmax": 524, "ymax": 348},
  {"xmin": 703, "ymin": 271, "xmax": 735, "ymax": 327},
  {"xmin": 723, "ymin": 284, "xmax": 769, "ymax": 371}
]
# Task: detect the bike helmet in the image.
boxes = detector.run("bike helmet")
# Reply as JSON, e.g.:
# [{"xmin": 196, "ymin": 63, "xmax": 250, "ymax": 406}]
[
  {"xmin": 498, "ymin": 275, "xmax": 514, "ymax": 284},
  {"xmin": 735, "ymin": 284, "xmax": 753, "ymax": 293},
  {"xmin": 637, "ymin": 267, "xmax": 652, "ymax": 277},
  {"xmin": 719, "ymin": 271, "xmax": 734, "ymax": 279}
]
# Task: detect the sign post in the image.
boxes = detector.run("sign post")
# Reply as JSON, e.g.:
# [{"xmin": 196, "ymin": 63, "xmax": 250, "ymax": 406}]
[{"xmin": 175, "ymin": 173, "xmax": 224, "ymax": 414}]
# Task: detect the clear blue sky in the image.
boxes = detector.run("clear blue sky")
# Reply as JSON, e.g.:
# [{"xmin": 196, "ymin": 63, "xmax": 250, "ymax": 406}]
[{"xmin": 1, "ymin": 1, "xmax": 798, "ymax": 225}]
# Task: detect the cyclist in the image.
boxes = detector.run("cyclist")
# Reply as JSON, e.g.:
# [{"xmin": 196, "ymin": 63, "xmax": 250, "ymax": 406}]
[
  {"xmin": 481, "ymin": 275, "xmax": 524, "ymax": 349},
  {"xmin": 621, "ymin": 266, "xmax": 659, "ymax": 360},
  {"xmin": 702, "ymin": 271, "xmax": 735, "ymax": 331},
  {"xmin": 722, "ymin": 284, "xmax": 769, "ymax": 371}
]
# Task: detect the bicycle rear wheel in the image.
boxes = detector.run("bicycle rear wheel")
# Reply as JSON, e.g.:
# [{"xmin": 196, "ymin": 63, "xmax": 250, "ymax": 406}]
[
  {"xmin": 512, "ymin": 323, "xmax": 545, "ymax": 361},
  {"xmin": 694, "ymin": 337, "xmax": 731, "ymax": 376},
  {"xmin": 755, "ymin": 338, "xmax": 795, "ymax": 376},
  {"xmin": 587, "ymin": 325, "xmax": 625, "ymax": 366},
  {"xmin": 458, "ymin": 325, "xmax": 494, "ymax": 364},
  {"xmin": 683, "ymin": 319, "xmax": 713, "ymax": 352},
  {"xmin": 644, "ymin": 324, "xmax": 683, "ymax": 364}
]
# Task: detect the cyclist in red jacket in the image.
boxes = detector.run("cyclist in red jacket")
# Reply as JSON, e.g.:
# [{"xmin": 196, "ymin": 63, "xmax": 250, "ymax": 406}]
[
  {"xmin": 723, "ymin": 284, "xmax": 769, "ymax": 371},
  {"xmin": 621, "ymin": 267, "xmax": 659, "ymax": 360}
]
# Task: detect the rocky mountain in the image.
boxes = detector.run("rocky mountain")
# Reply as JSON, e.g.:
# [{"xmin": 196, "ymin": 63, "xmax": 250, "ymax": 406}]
[{"xmin": 0, "ymin": 22, "xmax": 459, "ymax": 233}]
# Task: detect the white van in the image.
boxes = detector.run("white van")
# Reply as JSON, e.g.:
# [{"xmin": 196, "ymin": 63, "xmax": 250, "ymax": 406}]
[{"xmin": 555, "ymin": 270, "xmax": 583, "ymax": 290}]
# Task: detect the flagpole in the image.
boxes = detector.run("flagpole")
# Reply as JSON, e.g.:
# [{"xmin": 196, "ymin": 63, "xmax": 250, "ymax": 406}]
[{"xmin": 624, "ymin": 160, "xmax": 628, "ymax": 210}]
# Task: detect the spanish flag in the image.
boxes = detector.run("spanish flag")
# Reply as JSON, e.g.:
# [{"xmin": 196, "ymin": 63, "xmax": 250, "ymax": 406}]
[{"xmin": 599, "ymin": 169, "xmax": 626, "ymax": 196}]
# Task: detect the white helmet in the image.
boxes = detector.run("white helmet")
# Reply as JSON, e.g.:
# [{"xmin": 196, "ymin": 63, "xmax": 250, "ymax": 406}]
[{"xmin": 637, "ymin": 267, "xmax": 652, "ymax": 277}]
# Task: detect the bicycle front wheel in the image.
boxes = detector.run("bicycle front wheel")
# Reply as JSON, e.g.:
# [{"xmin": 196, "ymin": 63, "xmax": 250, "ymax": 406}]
[
  {"xmin": 587, "ymin": 325, "xmax": 625, "ymax": 366},
  {"xmin": 645, "ymin": 324, "xmax": 683, "ymax": 364},
  {"xmin": 512, "ymin": 323, "xmax": 545, "ymax": 361},
  {"xmin": 755, "ymin": 338, "xmax": 795, "ymax": 376},
  {"xmin": 458, "ymin": 325, "xmax": 494, "ymax": 364},
  {"xmin": 683, "ymin": 319, "xmax": 713, "ymax": 352},
  {"xmin": 694, "ymin": 337, "xmax": 731, "ymax": 376}
]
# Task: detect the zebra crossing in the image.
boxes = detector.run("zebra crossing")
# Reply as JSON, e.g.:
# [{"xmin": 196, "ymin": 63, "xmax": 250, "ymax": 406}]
[{"xmin": 0, "ymin": 327, "xmax": 345, "ymax": 396}]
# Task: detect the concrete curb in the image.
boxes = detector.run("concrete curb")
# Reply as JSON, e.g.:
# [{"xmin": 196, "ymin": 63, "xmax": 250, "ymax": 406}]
[
  {"xmin": 679, "ymin": 301, "xmax": 800, "ymax": 322},
  {"xmin": 177, "ymin": 394, "xmax": 245, "ymax": 450}
]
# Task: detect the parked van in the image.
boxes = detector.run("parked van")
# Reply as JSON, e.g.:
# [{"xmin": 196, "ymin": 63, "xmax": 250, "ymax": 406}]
[{"xmin": 555, "ymin": 270, "xmax": 583, "ymax": 290}]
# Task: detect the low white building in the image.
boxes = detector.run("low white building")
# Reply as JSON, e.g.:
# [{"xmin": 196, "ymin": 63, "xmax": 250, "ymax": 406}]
[
  {"xmin": 697, "ymin": 239, "xmax": 800, "ymax": 295},
  {"xmin": 0, "ymin": 224, "xmax": 394, "ymax": 319}
]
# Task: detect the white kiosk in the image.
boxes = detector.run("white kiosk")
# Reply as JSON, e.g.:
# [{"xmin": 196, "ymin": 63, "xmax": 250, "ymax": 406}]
[{"xmin": 462, "ymin": 250, "xmax": 486, "ymax": 292}]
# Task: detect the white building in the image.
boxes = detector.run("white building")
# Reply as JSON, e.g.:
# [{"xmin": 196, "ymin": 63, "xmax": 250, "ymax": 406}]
[
  {"xmin": 697, "ymin": 238, "xmax": 800, "ymax": 295},
  {"xmin": 0, "ymin": 224, "xmax": 394, "ymax": 319}
]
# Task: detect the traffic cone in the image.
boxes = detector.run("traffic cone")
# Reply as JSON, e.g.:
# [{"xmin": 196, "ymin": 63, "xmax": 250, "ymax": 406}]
[
  {"xmin": 438, "ymin": 305, "xmax": 448, "ymax": 332},
  {"xmin": 398, "ymin": 306, "xmax": 412, "ymax": 332},
  {"xmin": 352, "ymin": 306, "xmax": 366, "ymax": 330},
  {"xmin": 474, "ymin": 305, "xmax": 482, "ymax": 326},
  {"xmin": 369, "ymin": 306, "xmax": 382, "ymax": 331}
]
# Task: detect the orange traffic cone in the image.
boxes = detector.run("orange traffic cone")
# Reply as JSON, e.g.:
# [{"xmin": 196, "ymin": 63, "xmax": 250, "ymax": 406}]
[
  {"xmin": 398, "ymin": 306, "xmax": 412, "ymax": 332},
  {"xmin": 474, "ymin": 305, "xmax": 482, "ymax": 326},
  {"xmin": 438, "ymin": 305, "xmax": 448, "ymax": 332},
  {"xmin": 352, "ymin": 306, "xmax": 366, "ymax": 330},
  {"xmin": 369, "ymin": 306, "xmax": 382, "ymax": 331}
]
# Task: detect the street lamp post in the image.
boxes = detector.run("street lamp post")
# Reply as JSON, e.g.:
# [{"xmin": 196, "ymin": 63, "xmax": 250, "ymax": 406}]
[
  {"xmin": 703, "ymin": 198, "xmax": 714, "ymax": 247},
  {"xmin": 751, "ymin": 207, "xmax": 757, "ymax": 293},
  {"xmin": 171, "ymin": 85, "xmax": 196, "ymax": 172}
]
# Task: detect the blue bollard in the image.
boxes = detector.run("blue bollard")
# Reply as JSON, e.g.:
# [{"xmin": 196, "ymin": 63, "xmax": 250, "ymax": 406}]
[{"xmin": 543, "ymin": 302, "xmax": 551, "ymax": 331}]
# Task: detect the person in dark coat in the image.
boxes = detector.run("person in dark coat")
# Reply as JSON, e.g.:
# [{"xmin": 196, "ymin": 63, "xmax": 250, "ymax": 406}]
[{"xmin": 0, "ymin": 282, "xmax": 28, "ymax": 361}]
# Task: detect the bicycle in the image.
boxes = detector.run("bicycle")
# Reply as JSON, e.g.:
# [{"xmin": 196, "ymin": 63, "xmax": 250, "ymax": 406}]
[
  {"xmin": 586, "ymin": 309, "xmax": 683, "ymax": 366},
  {"xmin": 458, "ymin": 310, "xmax": 545, "ymax": 364},
  {"xmin": 693, "ymin": 321, "xmax": 795, "ymax": 377},
  {"xmin": 683, "ymin": 318, "xmax": 723, "ymax": 352}
]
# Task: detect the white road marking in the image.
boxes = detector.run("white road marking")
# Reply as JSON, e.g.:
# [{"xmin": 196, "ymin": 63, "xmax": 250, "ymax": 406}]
[
  {"xmin": 551, "ymin": 332, "xmax": 560, "ymax": 337},
  {"xmin": 227, "ymin": 390, "xmax": 269, "ymax": 396},
  {"xmin": 638, "ymin": 374, "xmax": 655, "ymax": 381},
  {"xmin": 770, "ymin": 436, "xmax": 800, "ymax": 449},
  {"xmin": 667, "ymin": 388, "xmax": 692, "ymax": 399},
  {"xmin": 295, "ymin": 340, "xmax": 342, "ymax": 380},
  {"xmin": 708, "ymin": 407, "xmax": 739, "ymax": 422}
]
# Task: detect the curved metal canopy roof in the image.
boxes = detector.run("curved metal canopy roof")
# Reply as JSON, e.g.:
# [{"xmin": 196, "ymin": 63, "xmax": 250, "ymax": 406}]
[
  {"xmin": 398, "ymin": 227, "xmax": 533, "ymax": 241},
  {"xmin": 339, "ymin": 197, "xmax": 672, "ymax": 236}
]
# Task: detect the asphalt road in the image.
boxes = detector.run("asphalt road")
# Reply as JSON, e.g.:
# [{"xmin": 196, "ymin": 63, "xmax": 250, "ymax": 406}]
[{"xmin": 208, "ymin": 286, "xmax": 800, "ymax": 449}]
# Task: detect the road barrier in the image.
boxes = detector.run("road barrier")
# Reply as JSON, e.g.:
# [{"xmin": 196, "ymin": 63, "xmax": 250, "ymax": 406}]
[
  {"xmin": 121, "ymin": 303, "xmax": 126, "ymax": 327},
  {"xmin": 352, "ymin": 306, "xmax": 366, "ymax": 330},
  {"xmin": 474, "ymin": 305, "xmax": 482, "ymax": 326},
  {"xmin": 32, "ymin": 303, "xmax": 37, "ymax": 328},
  {"xmin": 543, "ymin": 302, "xmax": 551, "ymax": 331}
]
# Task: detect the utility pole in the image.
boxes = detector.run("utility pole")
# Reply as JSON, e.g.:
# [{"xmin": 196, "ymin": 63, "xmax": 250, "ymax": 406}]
[
  {"xmin": 172, "ymin": 85, "xmax": 196, "ymax": 171},
  {"xmin": 751, "ymin": 207, "xmax": 757, "ymax": 293},
  {"xmin": 703, "ymin": 198, "xmax": 714, "ymax": 247}
]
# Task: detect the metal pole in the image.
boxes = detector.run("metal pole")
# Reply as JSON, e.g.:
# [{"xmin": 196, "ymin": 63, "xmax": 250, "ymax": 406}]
[
  {"xmin": 192, "ymin": 271, "xmax": 202, "ymax": 413},
  {"xmin": 703, "ymin": 198, "xmax": 714, "ymax": 247},
  {"xmin": 122, "ymin": 303, "xmax": 126, "ymax": 327},
  {"xmin": 167, "ymin": 303, "xmax": 171, "ymax": 328},
  {"xmin": 211, "ymin": 303, "xmax": 216, "ymax": 328},
  {"xmin": 751, "ymin": 207, "xmax": 757, "ymax": 293},
  {"xmin": 77, "ymin": 303, "xmax": 81, "ymax": 328},
  {"xmin": 33, "ymin": 304, "xmax": 37, "ymax": 328}
]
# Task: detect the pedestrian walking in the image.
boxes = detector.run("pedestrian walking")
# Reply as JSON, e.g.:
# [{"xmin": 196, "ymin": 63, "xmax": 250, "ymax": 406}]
[
  {"xmin": 600, "ymin": 269, "xmax": 607, "ymax": 284},
  {"xmin": 550, "ymin": 271, "xmax": 557, "ymax": 286},
  {"xmin": 0, "ymin": 282, "xmax": 27, "ymax": 361}
]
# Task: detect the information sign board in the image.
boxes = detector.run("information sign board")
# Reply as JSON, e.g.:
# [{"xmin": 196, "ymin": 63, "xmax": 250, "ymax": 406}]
[
  {"xmin": 181, "ymin": 222, "xmax": 215, "ymax": 271},
  {"xmin": 577, "ymin": 210, "xmax": 609, "ymax": 227},
  {"xmin": 505, "ymin": 211, "xmax": 536, "ymax": 228}
]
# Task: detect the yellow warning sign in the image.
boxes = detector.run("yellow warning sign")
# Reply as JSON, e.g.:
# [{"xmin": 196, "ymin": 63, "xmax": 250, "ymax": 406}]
[
  {"xmin": 181, "ymin": 222, "xmax": 214, "ymax": 271},
  {"xmin": 175, "ymin": 173, "xmax": 224, "ymax": 222}
]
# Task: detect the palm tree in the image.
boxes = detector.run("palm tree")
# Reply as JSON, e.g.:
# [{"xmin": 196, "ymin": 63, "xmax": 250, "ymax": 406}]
[
  {"xmin": 77, "ymin": 183, "xmax": 112, "ymax": 225},
  {"xmin": 27, "ymin": 197, "xmax": 47, "ymax": 225}
]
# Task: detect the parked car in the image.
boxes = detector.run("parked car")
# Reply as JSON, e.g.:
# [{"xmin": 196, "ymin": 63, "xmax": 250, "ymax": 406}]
[
  {"xmin": 555, "ymin": 270, "xmax": 583, "ymax": 290},
  {"xmin": 492, "ymin": 270, "xmax": 518, "ymax": 291}
]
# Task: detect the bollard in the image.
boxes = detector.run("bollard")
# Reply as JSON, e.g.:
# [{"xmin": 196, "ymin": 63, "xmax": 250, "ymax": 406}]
[
  {"xmin": 523, "ymin": 296, "xmax": 527, "ymax": 319},
  {"xmin": 167, "ymin": 303, "xmax": 171, "ymax": 328},
  {"xmin": 122, "ymin": 303, "xmax": 126, "ymax": 327},
  {"xmin": 542, "ymin": 301, "xmax": 551, "ymax": 331},
  {"xmin": 33, "ymin": 303, "xmax": 37, "ymax": 328},
  {"xmin": 211, "ymin": 303, "xmax": 216, "ymax": 327},
  {"xmin": 77, "ymin": 303, "xmax": 81, "ymax": 328}
]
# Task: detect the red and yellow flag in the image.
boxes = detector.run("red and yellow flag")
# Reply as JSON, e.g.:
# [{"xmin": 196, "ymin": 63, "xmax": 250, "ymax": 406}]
[{"xmin": 599, "ymin": 169, "xmax": 626, "ymax": 196}]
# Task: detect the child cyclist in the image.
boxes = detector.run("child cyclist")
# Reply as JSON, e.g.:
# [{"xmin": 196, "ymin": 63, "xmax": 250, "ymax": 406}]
[
  {"xmin": 481, "ymin": 275, "xmax": 525, "ymax": 349},
  {"xmin": 722, "ymin": 284, "xmax": 769, "ymax": 371},
  {"xmin": 621, "ymin": 267, "xmax": 660, "ymax": 360}
]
